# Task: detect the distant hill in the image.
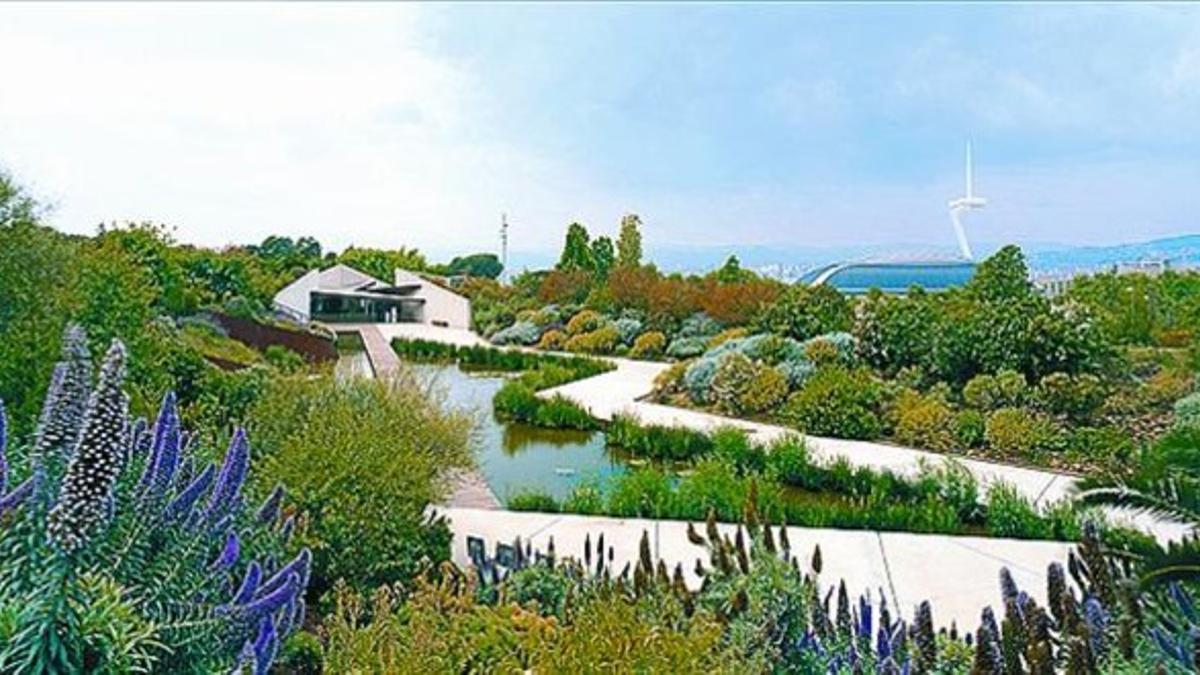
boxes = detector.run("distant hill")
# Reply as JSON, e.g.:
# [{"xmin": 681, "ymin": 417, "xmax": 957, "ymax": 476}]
[{"xmin": 501, "ymin": 234, "xmax": 1200, "ymax": 281}]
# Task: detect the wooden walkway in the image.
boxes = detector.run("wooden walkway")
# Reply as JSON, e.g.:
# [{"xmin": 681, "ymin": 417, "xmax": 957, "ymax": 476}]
[{"xmin": 352, "ymin": 325, "xmax": 501, "ymax": 510}]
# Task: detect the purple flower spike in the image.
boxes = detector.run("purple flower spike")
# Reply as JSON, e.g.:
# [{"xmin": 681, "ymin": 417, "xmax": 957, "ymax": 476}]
[
  {"xmin": 232, "ymin": 562, "xmax": 263, "ymax": 605},
  {"xmin": 162, "ymin": 464, "xmax": 215, "ymax": 523},
  {"xmin": 0, "ymin": 399, "xmax": 8, "ymax": 496},
  {"xmin": 203, "ymin": 428, "xmax": 250, "ymax": 524},
  {"xmin": 258, "ymin": 549, "xmax": 311, "ymax": 598},
  {"xmin": 279, "ymin": 514, "xmax": 295, "ymax": 542},
  {"xmin": 255, "ymin": 485, "xmax": 284, "ymax": 525},
  {"xmin": 210, "ymin": 529, "xmax": 240, "ymax": 571},
  {"xmin": 240, "ymin": 572, "xmax": 300, "ymax": 625},
  {"xmin": 251, "ymin": 616, "xmax": 278, "ymax": 675},
  {"xmin": 145, "ymin": 392, "xmax": 181, "ymax": 499},
  {"xmin": 0, "ymin": 476, "xmax": 34, "ymax": 517}
]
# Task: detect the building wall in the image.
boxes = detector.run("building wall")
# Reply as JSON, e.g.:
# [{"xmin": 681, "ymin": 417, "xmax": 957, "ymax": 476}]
[
  {"xmin": 273, "ymin": 269, "xmax": 321, "ymax": 322},
  {"xmin": 395, "ymin": 269, "xmax": 471, "ymax": 329}
]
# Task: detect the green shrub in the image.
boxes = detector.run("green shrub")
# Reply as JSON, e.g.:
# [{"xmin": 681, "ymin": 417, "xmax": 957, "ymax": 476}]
[
  {"xmin": 984, "ymin": 407, "xmax": 1053, "ymax": 456},
  {"xmin": 494, "ymin": 381, "xmax": 542, "ymax": 422},
  {"xmin": 754, "ymin": 283, "xmax": 853, "ymax": 341},
  {"xmin": 1035, "ymin": 372, "xmax": 1106, "ymax": 421},
  {"xmin": 606, "ymin": 414, "xmax": 714, "ymax": 461},
  {"xmin": 779, "ymin": 366, "xmax": 883, "ymax": 440},
  {"xmin": 764, "ymin": 437, "xmax": 819, "ymax": 488},
  {"xmin": 606, "ymin": 467, "xmax": 675, "ymax": 517},
  {"xmin": 984, "ymin": 483, "xmax": 1048, "ymax": 539},
  {"xmin": 534, "ymin": 395, "xmax": 596, "ymax": 430},
  {"xmin": 537, "ymin": 328, "xmax": 567, "ymax": 351},
  {"xmin": 264, "ymin": 344, "xmax": 306, "ymax": 372},
  {"xmin": 561, "ymin": 481, "xmax": 605, "ymax": 514},
  {"xmin": 508, "ymin": 490, "xmax": 562, "ymax": 513},
  {"xmin": 706, "ymin": 327, "xmax": 749, "ymax": 349},
  {"xmin": 739, "ymin": 364, "xmax": 789, "ymax": 415},
  {"xmin": 491, "ymin": 320, "xmax": 542, "ymax": 345},
  {"xmin": 630, "ymin": 331, "xmax": 667, "ymax": 359},
  {"xmin": 802, "ymin": 338, "xmax": 840, "ymax": 366},
  {"xmin": 653, "ymin": 360, "xmax": 689, "ymax": 395},
  {"xmin": 1063, "ymin": 426, "xmax": 1135, "ymax": 466},
  {"xmin": 613, "ymin": 317, "xmax": 643, "ymax": 345},
  {"xmin": 683, "ymin": 357, "xmax": 720, "ymax": 404},
  {"xmin": 566, "ymin": 309, "xmax": 606, "ymax": 336},
  {"xmin": 710, "ymin": 426, "xmax": 764, "ymax": 474},
  {"xmin": 953, "ymin": 409, "xmax": 987, "ymax": 448},
  {"xmin": 252, "ymin": 373, "xmax": 472, "ymax": 595},
  {"xmin": 892, "ymin": 390, "xmax": 956, "ymax": 451},
  {"xmin": 279, "ymin": 632, "xmax": 325, "ymax": 675},
  {"xmin": 962, "ymin": 369, "xmax": 1028, "ymax": 411},
  {"xmin": 666, "ymin": 336, "xmax": 708, "ymax": 359},
  {"xmin": 565, "ymin": 325, "xmax": 620, "ymax": 354},
  {"xmin": 711, "ymin": 353, "xmax": 758, "ymax": 415},
  {"xmin": 1172, "ymin": 390, "xmax": 1200, "ymax": 429}
]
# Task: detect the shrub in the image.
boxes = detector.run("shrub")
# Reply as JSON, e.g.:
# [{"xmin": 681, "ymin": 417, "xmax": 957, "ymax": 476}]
[
  {"xmin": 677, "ymin": 312, "xmax": 721, "ymax": 338},
  {"xmin": 537, "ymin": 328, "xmax": 567, "ymax": 351},
  {"xmin": 706, "ymin": 327, "xmax": 749, "ymax": 349},
  {"xmin": 561, "ymin": 481, "xmax": 605, "ymax": 515},
  {"xmin": 962, "ymin": 369, "xmax": 1028, "ymax": 411},
  {"xmin": 754, "ymin": 283, "xmax": 853, "ymax": 341},
  {"xmin": 1174, "ymin": 391, "xmax": 1200, "ymax": 429},
  {"xmin": 777, "ymin": 359, "xmax": 815, "ymax": 390},
  {"xmin": 739, "ymin": 365, "xmax": 789, "ymax": 415},
  {"xmin": 953, "ymin": 409, "xmax": 987, "ymax": 448},
  {"xmin": 251, "ymin": 372, "xmax": 471, "ymax": 595},
  {"xmin": 892, "ymin": 390, "xmax": 956, "ymax": 451},
  {"xmin": 566, "ymin": 309, "xmax": 606, "ymax": 336},
  {"xmin": 673, "ymin": 460, "xmax": 766, "ymax": 522},
  {"xmin": 710, "ymin": 426, "xmax": 765, "ymax": 474},
  {"xmin": 0, "ymin": 333, "xmax": 306, "ymax": 673},
  {"xmin": 494, "ymin": 381, "xmax": 542, "ymax": 422},
  {"xmin": 491, "ymin": 320, "xmax": 542, "ymax": 345},
  {"xmin": 984, "ymin": 407, "xmax": 1052, "ymax": 457},
  {"xmin": 764, "ymin": 436, "xmax": 818, "ymax": 488},
  {"xmin": 711, "ymin": 353, "xmax": 758, "ymax": 415},
  {"xmin": 802, "ymin": 338, "xmax": 840, "ymax": 366},
  {"xmin": 534, "ymin": 395, "xmax": 596, "ymax": 430},
  {"xmin": 779, "ymin": 366, "xmax": 883, "ymax": 440},
  {"xmin": 494, "ymin": 382, "xmax": 596, "ymax": 431},
  {"xmin": 683, "ymin": 357, "xmax": 720, "ymax": 404},
  {"xmin": 666, "ymin": 336, "xmax": 708, "ymax": 359},
  {"xmin": 508, "ymin": 490, "xmax": 561, "ymax": 513},
  {"xmin": 612, "ymin": 317, "xmax": 643, "ymax": 345},
  {"xmin": 565, "ymin": 325, "xmax": 620, "ymax": 354},
  {"xmin": 606, "ymin": 467, "xmax": 675, "ymax": 517},
  {"xmin": 606, "ymin": 414, "xmax": 713, "ymax": 461},
  {"xmin": 630, "ymin": 331, "xmax": 667, "ymax": 359},
  {"xmin": 1064, "ymin": 426, "xmax": 1135, "ymax": 465},
  {"xmin": 264, "ymin": 344, "xmax": 306, "ymax": 372},
  {"xmin": 652, "ymin": 359, "xmax": 688, "ymax": 394},
  {"xmin": 1035, "ymin": 372, "xmax": 1105, "ymax": 421},
  {"xmin": 984, "ymin": 483, "xmax": 1047, "ymax": 539}
]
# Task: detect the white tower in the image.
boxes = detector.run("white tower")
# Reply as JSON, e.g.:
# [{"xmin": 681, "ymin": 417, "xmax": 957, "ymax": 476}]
[
  {"xmin": 948, "ymin": 142, "xmax": 987, "ymax": 260},
  {"xmin": 500, "ymin": 213, "xmax": 509, "ymax": 281}
]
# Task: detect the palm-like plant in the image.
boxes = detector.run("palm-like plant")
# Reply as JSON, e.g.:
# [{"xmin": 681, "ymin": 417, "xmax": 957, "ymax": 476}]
[{"xmin": 1075, "ymin": 427, "xmax": 1200, "ymax": 587}]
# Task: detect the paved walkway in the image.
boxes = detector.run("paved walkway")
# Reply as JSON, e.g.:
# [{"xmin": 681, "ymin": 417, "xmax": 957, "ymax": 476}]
[
  {"xmin": 438, "ymin": 505, "xmax": 1071, "ymax": 630},
  {"xmin": 362, "ymin": 323, "xmax": 1188, "ymax": 541}
]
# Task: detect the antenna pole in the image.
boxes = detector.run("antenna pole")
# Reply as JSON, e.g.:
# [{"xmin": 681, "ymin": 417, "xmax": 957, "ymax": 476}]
[
  {"xmin": 965, "ymin": 141, "xmax": 973, "ymax": 199},
  {"xmin": 500, "ymin": 213, "xmax": 509, "ymax": 281}
]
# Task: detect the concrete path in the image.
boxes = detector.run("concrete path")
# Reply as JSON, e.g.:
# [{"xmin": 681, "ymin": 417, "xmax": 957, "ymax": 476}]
[
  {"xmin": 358, "ymin": 323, "xmax": 1188, "ymax": 542},
  {"xmin": 438, "ymin": 506, "xmax": 1071, "ymax": 630}
]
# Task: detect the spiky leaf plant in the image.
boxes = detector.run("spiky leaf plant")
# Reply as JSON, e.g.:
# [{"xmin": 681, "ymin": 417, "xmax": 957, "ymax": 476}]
[{"xmin": 0, "ymin": 328, "xmax": 308, "ymax": 673}]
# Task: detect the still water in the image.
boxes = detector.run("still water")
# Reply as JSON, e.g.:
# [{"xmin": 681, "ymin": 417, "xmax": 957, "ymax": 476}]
[{"xmin": 335, "ymin": 335, "xmax": 626, "ymax": 502}]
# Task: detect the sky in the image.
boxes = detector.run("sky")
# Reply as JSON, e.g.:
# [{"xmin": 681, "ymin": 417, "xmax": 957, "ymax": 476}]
[{"xmin": 1, "ymin": 2, "xmax": 1198, "ymax": 261}]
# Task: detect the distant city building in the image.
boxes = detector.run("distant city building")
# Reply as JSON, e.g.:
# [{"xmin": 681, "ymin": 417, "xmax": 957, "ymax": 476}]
[
  {"xmin": 804, "ymin": 260, "xmax": 977, "ymax": 295},
  {"xmin": 273, "ymin": 263, "xmax": 471, "ymax": 328},
  {"xmin": 1034, "ymin": 258, "xmax": 1175, "ymax": 298}
]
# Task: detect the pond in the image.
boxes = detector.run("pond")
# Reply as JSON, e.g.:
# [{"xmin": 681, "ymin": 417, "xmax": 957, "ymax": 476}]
[{"xmin": 336, "ymin": 335, "xmax": 627, "ymax": 502}]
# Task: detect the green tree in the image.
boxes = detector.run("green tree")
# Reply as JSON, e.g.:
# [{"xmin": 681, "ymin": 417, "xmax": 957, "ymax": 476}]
[
  {"xmin": 590, "ymin": 236, "xmax": 615, "ymax": 279},
  {"xmin": 715, "ymin": 255, "xmax": 755, "ymax": 284},
  {"xmin": 755, "ymin": 283, "xmax": 853, "ymax": 341},
  {"xmin": 616, "ymin": 213, "xmax": 643, "ymax": 268},
  {"xmin": 447, "ymin": 253, "xmax": 503, "ymax": 279},
  {"xmin": 557, "ymin": 222, "xmax": 593, "ymax": 272},
  {"xmin": 335, "ymin": 246, "xmax": 428, "ymax": 282}
]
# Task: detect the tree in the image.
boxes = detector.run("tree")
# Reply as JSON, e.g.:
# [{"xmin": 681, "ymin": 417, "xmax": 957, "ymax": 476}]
[
  {"xmin": 447, "ymin": 253, "xmax": 503, "ymax": 279},
  {"xmin": 590, "ymin": 236, "xmax": 615, "ymax": 279},
  {"xmin": 335, "ymin": 246, "xmax": 428, "ymax": 282},
  {"xmin": 714, "ymin": 255, "xmax": 756, "ymax": 284},
  {"xmin": 616, "ymin": 214, "xmax": 643, "ymax": 268},
  {"xmin": 557, "ymin": 223, "xmax": 593, "ymax": 272},
  {"xmin": 755, "ymin": 283, "xmax": 853, "ymax": 341}
]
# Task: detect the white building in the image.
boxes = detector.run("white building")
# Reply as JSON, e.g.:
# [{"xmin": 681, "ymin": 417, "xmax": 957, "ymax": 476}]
[{"xmin": 272, "ymin": 263, "xmax": 471, "ymax": 329}]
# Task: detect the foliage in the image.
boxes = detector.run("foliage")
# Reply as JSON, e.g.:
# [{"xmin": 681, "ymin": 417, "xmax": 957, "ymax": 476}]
[
  {"xmin": 1035, "ymin": 371, "xmax": 1106, "ymax": 422},
  {"xmin": 249, "ymin": 373, "xmax": 472, "ymax": 595},
  {"xmin": 490, "ymin": 320, "xmax": 542, "ymax": 346},
  {"xmin": 780, "ymin": 366, "xmax": 884, "ymax": 440},
  {"xmin": 963, "ymin": 369, "xmax": 1029, "ymax": 411},
  {"xmin": 536, "ymin": 328, "xmax": 566, "ymax": 351},
  {"xmin": 953, "ymin": 409, "xmax": 987, "ymax": 448},
  {"xmin": 0, "ymin": 331, "xmax": 305, "ymax": 673},
  {"xmin": 892, "ymin": 389, "xmax": 957, "ymax": 451},
  {"xmin": 711, "ymin": 353, "xmax": 787, "ymax": 416},
  {"xmin": 707, "ymin": 327, "xmax": 750, "ymax": 349},
  {"xmin": 755, "ymin": 283, "xmax": 853, "ymax": 342},
  {"xmin": 494, "ymin": 383, "xmax": 597, "ymax": 431},
  {"xmin": 606, "ymin": 414, "xmax": 714, "ymax": 462},
  {"xmin": 445, "ymin": 252, "xmax": 503, "ymax": 279},
  {"xmin": 565, "ymin": 309, "xmax": 606, "ymax": 336},
  {"xmin": 564, "ymin": 325, "xmax": 620, "ymax": 355},
  {"xmin": 630, "ymin": 331, "xmax": 667, "ymax": 360},
  {"xmin": 556, "ymin": 223, "xmax": 595, "ymax": 273},
  {"xmin": 667, "ymin": 336, "xmax": 709, "ymax": 359},
  {"xmin": 611, "ymin": 317, "xmax": 643, "ymax": 345},
  {"xmin": 616, "ymin": 214, "xmax": 644, "ymax": 269},
  {"xmin": 507, "ymin": 490, "xmax": 561, "ymax": 513},
  {"xmin": 985, "ymin": 408, "xmax": 1053, "ymax": 457},
  {"xmin": 390, "ymin": 338, "xmax": 613, "ymax": 388},
  {"xmin": 1172, "ymin": 391, "xmax": 1200, "ymax": 430},
  {"xmin": 335, "ymin": 245, "xmax": 427, "ymax": 282}
]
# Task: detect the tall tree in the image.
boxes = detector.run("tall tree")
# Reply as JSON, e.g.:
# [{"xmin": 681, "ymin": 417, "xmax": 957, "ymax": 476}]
[
  {"xmin": 590, "ymin": 236, "xmax": 615, "ymax": 279},
  {"xmin": 557, "ymin": 222, "xmax": 593, "ymax": 272},
  {"xmin": 616, "ymin": 214, "xmax": 643, "ymax": 268},
  {"xmin": 447, "ymin": 253, "xmax": 503, "ymax": 279}
]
